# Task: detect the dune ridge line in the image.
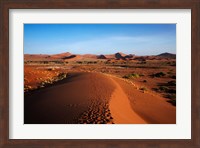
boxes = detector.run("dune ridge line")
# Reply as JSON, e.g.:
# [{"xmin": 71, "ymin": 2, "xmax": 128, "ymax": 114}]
[{"xmin": 108, "ymin": 77, "xmax": 147, "ymax": 124}]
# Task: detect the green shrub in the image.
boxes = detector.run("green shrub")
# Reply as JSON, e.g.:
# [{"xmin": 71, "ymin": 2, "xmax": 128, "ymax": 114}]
[{"xmin": 132, "ymin": 73, "xmax": 140, "ymax": 78}]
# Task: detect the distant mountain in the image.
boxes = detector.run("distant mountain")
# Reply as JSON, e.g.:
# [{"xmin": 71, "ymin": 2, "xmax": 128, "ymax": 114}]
[
  {"xmin": 62, "ymin": 55, "xmax": 76, "ymax": 59},
  {"xmin": 115, "ymin": 52, "xmax": 126, "ymax": 60},
  {"xmin": 82, "ymin": 54, "xmax": 98, "ymax": 59},
  {"xmin": 24, "ymin": 51, "xmax": 176, "ymax": 62},
  {"xmin": 157, "ymin": 52, "xmax": 176, "ymax": 59},
  {"xmin": 98, "ymin": 54, "xmax": 107, "ymax": 59},
  {"xmin": 125, "ymin": 54, "xmax": 135, "ymax": 59},
  {"xmin": 50, "ymin": 52, "xmax": 72, "ymax": 59}
]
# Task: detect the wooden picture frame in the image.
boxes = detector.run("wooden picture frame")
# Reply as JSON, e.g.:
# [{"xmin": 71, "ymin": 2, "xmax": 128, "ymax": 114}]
[{"xmin": 0, "ymin": 0, "xmax": 199, "ymax": 147}]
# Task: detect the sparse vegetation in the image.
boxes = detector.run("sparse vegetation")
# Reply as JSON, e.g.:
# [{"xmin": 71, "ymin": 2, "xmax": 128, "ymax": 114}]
[
  {"xmin": 123, "ymin": 73, "xmax": 140, "ymax": 79},
  {"xmin": 159, "ymin": 86, "xmax": 169, "ymax": 92},
  {"xmin": 168, "ymin": 80, "xmax": 176, "ymax": 86},
  {"xmin": 170, "ymin": 61, "xmax": 176, "ymax": 66},
  {"xmin": 140, "ymin": 86, "xmax": 147, "ymax": 92},
  {"xmin": 140, "ymin": 87, "xmax": 147, "ymax": 91},
  {"xmin": 76, "ymin": 61, "xmax": 83, "ymax": 64},
  {"xmin": 48, "ymin": 68, "xmax": 55, "ymax": 71},
  {"xmin": 167, "ymin": 99, "xmax": 176, "ymax": 106},
  {"xmin": 57, "ymin": 73, "xmax": 68, "ymax": 79},
  {"xmin": 24, "ymin": 51, "xmax": 177, "ymax": 117},
  {"xmin": 171, "ymin": 75, "xmax": 176, "ymax": 79},
  {"xmin": 166, "ymin": 94, "xmax": 176, "ymax": 100},
  {"xmin": 167, "ymin": 89, "xmax": 176, "ymax": 93},
  {"xmin": 152, "ymin": 72, "xmax": 166, "ymax": 77},
  {"xmin": 143, "ymin": 80, "xmax": 147, "ymax": 83},
  {"xmin": 158, "ymin": 86, "xmax": 176, "ymax": 93},
  {"xmin": 25, "ymin": 72, "xmax": 68, "ymax": 92},
  {"xmin": 139, "ymin": 74, "xmax": 145, "ymax": 76}
]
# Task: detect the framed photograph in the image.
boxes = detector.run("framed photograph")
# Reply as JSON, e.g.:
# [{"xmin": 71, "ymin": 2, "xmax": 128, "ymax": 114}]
[{"xmin": 1, "ymin": 0, "xmax": 199, "ymax": 147}]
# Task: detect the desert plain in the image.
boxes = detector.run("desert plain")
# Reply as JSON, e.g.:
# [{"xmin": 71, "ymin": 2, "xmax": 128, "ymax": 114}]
[{"xmin": 24, "ymin": 52, "xmax": 176, "ymax": 124}]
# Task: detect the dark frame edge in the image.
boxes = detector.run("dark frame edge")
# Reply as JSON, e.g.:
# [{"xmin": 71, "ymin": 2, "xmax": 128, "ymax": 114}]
[
  {"xmin": 0, "ymin": 0, "xmax": 9, "ymax": 148},
  {"xmin": 191, "ymin": 2, "xmax": 200, "ymax": 148},
  {"xmin": 0, "ymin": 0, "xmax": 200, "ymax": 147}
]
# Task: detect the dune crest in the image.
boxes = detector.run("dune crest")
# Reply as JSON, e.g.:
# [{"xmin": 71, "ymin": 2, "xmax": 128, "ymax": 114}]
[
  {"xmin": 109, "ymin": 78, "xmax": 147, "ymax": 124},
  {"xmin": 24, "ymin": 72, "xmax": 175, "ymax": 124}
]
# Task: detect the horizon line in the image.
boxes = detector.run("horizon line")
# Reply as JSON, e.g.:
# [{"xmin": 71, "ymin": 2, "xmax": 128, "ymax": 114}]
[{"xmin": 24, "ymin": 51, "xmax": 176, "ymax": 56}]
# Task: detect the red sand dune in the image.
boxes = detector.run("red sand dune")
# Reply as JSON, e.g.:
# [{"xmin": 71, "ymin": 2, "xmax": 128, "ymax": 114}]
[
  {"xmin": 63, "ymin": 55, "xmax": 83, "ymax": 61},
  {"xmin": 24, "ymin": 52, "xmax": 175, "ymax": 61},
  {"xmin": 50, "ymin": 52, "xmax": 72, "ymax": 59},
  {"xmin": 82, "ymin": 54, "xmax": 98, "ymax": 59},
  {"xmin": 110, "ymin": 76, "xmax": 176, "ymax": 124},
  {"xmin": 24, "ymin": 72, "xmax": 116, "ymax": 124},
  {"xmin": 109, "ymin": 77, "xmax": 147, "ymax": 124},
  {"xmin": 24, "ymin": 72, "xmax": 175, "ymax": 124},
  {"xmin": 24, "ymin": 54, "xmax": 49, "ymax": 61}
]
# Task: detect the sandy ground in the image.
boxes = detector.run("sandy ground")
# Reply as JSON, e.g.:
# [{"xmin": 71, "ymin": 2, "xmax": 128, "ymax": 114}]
[
  {"xmin": 111, "ymin": 76, "xmax": 176, "ymax": 124},
  {"xmin": 25, "ymin": 72, "xmax": 175, "ymax": 124},
  {"xmin": 24, "ymin": 72, "xmax": 116, "ymax": 124},
  {"xmin": 109, "ymin": 78, "xmax": 147, "ymax": 124}
]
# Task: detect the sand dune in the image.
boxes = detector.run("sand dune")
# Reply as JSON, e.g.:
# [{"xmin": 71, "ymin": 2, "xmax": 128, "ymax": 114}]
[
  {"xmin": 24, "ymin": 52, "xmax": 175, "ymax": 62},
  {"xmin": 24, "ymin": 72, "xmax": 116, "ymax": 124},
  {"xmin": 109, "ymin": 78, "xmax": 147, "ymax": 124},
  {"xmin": 111, "ymin": 76, "xmax": 176, "ymax": 124},
  {"xmin": 24, "ymin": 72, "xmax": 175, "ymax": 124}
]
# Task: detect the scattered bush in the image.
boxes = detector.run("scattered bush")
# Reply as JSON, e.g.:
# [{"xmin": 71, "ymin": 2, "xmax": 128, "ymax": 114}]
[
  {"xmin": 122, "ymin": 75, "xmax": 130, "ymax": 79},
  {"xmin": 140, "ymin": 87, "xmax": 147, "ymax": 92},
  {"xmin": 167, "ymin": 71, "xmax": 172, "ymax": 74},
  {"xmin": 152, "ymin": 88, "xmax": 159, "ymax": 92},
  {"xmin": 139, "ymin": 74, "xmax": 145, "ymax": 76},
  {"xmin": 76, "ymin": 61, "xmax": 82, "ymax": 64},
  {"xmin": 159, "ymin": 86, "xmax": 169, "ymax": 91},
  {"xmin": 57, "ymin": 73, "xmax": 68, "ymax": 79},
  {"xmin": 123, "ymin": 73, "xmax": 140, "ymax": 79},
  {"xmin": 166, "ymin": 94, "xmax": 176, "ymax": 99},
  {"xmin": 132, "ymin": 73, "xmax": 140, "ymax": 78},
  {"xmin": 167, "ymin": 89, "xmax": 176, "ymax": 93},
  {"xmin": 171, "ymin": 75, "xmax": 176, "ymax": 79},
  {"xmin": 168, "ymin": 80, "xmax": 176, "ymax": 86},
  {"xmin": 139, "ymin": 61, "xmax": 147, "ymax": 64},
  {"xmin": 170, "ymin": 61, "xmax": 176, "ymax": 66},
  {"xmin": 152, "ymin": 72, "xmax": 166, "ymax": 77},
  {"xmin": 48, "ymin": 68, "xmax": 55, "ymax": 71},
  {"xmin": 167, "ymin": 99, "xmax": 176, "ymax": 106},
  {"xmin": 140, "ymin": 87, "xmax": 147, "ymax": 91},
  {"xmin": 159, "ymin": 86, "xmax": 176, "ymax": 93}
]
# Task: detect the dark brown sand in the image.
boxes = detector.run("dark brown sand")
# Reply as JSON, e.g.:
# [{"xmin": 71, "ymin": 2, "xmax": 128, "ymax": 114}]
[{"xmin": 24, "ymin": 72, "xmax": 116, "ymax": 124}]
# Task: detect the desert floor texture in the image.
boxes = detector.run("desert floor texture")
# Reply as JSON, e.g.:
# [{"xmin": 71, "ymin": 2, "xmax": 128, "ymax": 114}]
[{"xmin": 24, "ymin": 52, "xmax": 176, "ymax": 124}]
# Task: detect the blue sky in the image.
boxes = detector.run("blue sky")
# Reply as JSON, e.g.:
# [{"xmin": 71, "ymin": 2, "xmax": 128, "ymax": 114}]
[{"xmin": 24, "ymin": 24, "xmax": 176, "ymax": 55}]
